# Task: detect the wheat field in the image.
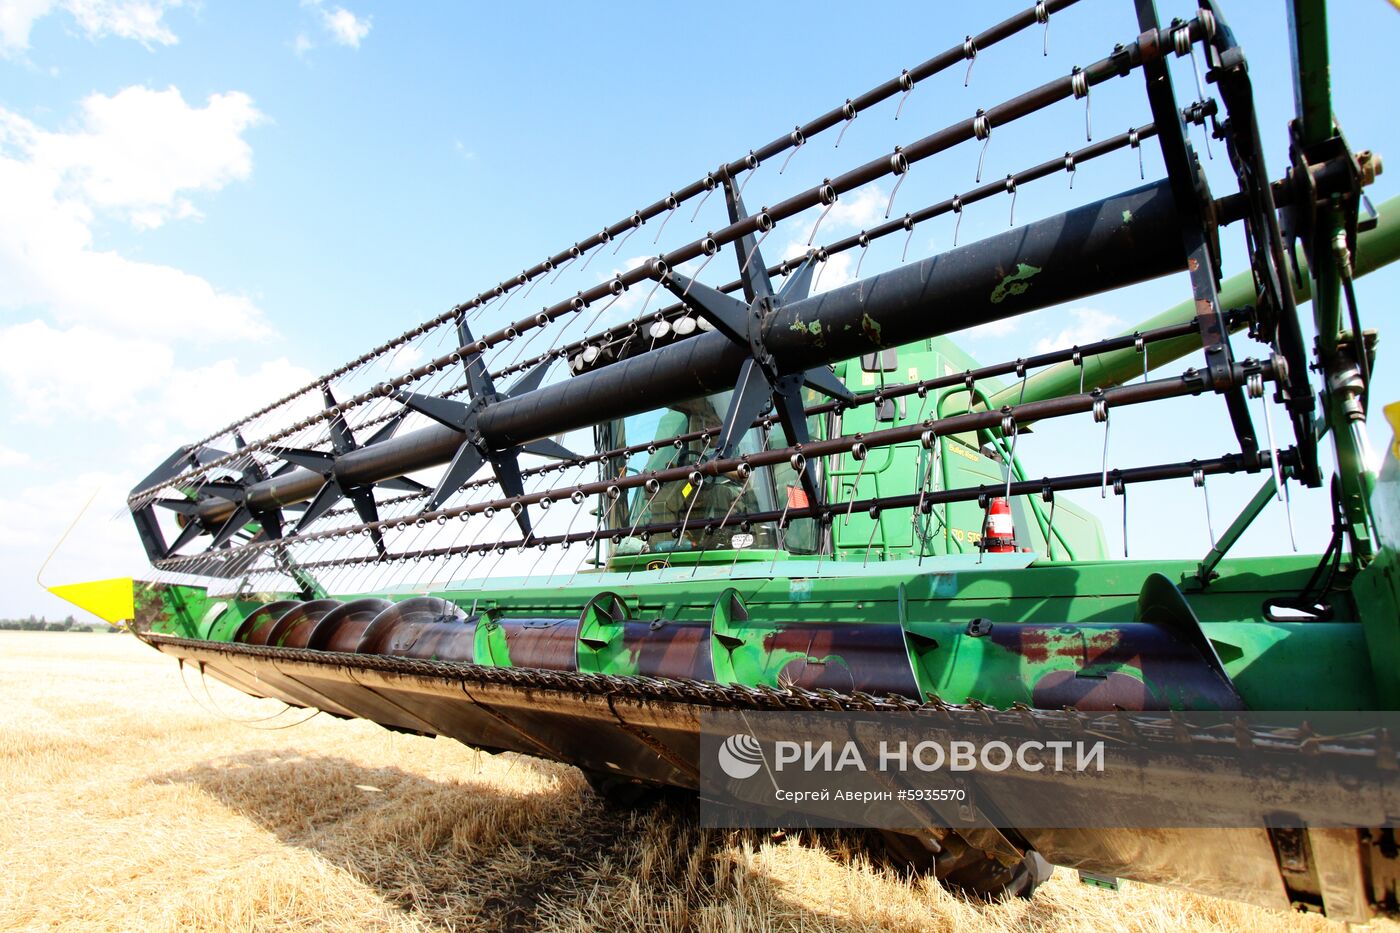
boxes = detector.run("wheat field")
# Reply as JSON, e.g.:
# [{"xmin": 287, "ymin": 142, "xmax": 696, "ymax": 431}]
[{"xmin": 1, "ymin": 630, "xmax": 1391, "ymax": 932}]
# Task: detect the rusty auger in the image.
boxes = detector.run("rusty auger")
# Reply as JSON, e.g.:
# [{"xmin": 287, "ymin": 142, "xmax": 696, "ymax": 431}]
[{"xmin": 111, "ymin": 0, "xmax": 1400, "ymax": 919}]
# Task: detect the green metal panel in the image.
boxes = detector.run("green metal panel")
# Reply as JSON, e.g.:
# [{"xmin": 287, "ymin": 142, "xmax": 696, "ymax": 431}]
[
  {"xmin": 136, "ymin": 545, "xmax": 1379, "ymax": 711},
  {"xmin": 1288, "ymin": 0, "xmax": 1334, "ymax": 150},
  {"xmin": 829, "ymin": 342, "xmax": 1106, "ymax": 564}
]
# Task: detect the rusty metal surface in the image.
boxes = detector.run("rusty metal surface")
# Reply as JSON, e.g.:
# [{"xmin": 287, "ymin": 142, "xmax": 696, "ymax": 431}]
[
  {"xmin": 232, "ymin": 600, "xmax": 301, "ymax": 645},
  {"xmin": 266, "ymin": 598, "xmax": 341, "ymax": 648},
  {"xmin": 491, "ymin": 617, "xmax": 579, "ymax": 670},
  {"xmin": 363, "ymin": 618, "xmax": 479, "ymax": 662},
  {"xmin": 983, "ymin": 622, "xmax": 1244, "ymax": 710},
  {"xmin": 615, "ymin": 619, "xmax": 715, "ymax": 681},
  {"xmin": 358, "ymin": 597, "xmax": 474, "ymax": 660},
  {"xmin": 307, "ymin": 597, "xmax": 393, "ymax": 652},
  {"xmin": 140, "ymin": 630, "xmax": 1397, "ymax": 751},
  {"xmin": 764, "ymin": 622, "xmax": 921, "ymax": 698},
  {"xmin": 249, "ymin": 589, "xmax": 1239, "ymax": 711}
]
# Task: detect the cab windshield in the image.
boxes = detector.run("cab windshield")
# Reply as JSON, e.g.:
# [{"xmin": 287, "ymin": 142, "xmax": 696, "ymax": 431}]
[{"xmin": 596, "ymin": 390, "xmax": 820, "ymax": 558}]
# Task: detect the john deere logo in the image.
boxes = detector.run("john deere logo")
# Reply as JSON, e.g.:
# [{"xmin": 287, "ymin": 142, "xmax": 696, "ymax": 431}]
[
  {"xmin": 645, "ymin": 558, "xmax": 667, "ymax": 571},
  {"xmin": 717, "ymin": 733, "xmax": 764, "ymax": 779}
]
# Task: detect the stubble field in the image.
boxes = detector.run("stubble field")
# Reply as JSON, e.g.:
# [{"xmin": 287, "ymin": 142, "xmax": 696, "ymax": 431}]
[{"xmin": 1, "ymin": 630, "xmax": 1389, "ymax": 932}]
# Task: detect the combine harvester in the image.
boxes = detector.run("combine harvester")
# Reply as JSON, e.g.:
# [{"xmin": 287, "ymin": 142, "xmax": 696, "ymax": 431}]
[{"xmin": 106, "ymin": 0, "xmax": 1400, "ymax": 918}]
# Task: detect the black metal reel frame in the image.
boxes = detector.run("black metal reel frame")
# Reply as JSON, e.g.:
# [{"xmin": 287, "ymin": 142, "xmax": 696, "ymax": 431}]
[
  {"xmin": 649, "ymin": 169, "xmax": 856, "ymax": 512},
  {"xmin": 224, "ymin": 448, "xmax": 1297, "ymax": 577},
  {"xmin": 119, "ymin": 0, "xmax": 1090, "ymax": 483},
  {"xmin": 1132, "ymin": 0, "xmax": 1265, "ymax": 476},
  {"xmin": 138, "ymin": 172, "xmax": 1195, "ymax": 570},
  {"xmin": 149, "ymin": 353, "xmax": 1287, "ymax": 579},
  {"xmin": 392, "ymin": 310, "xmax": 580, "ymax": 533},
  {"xmin": 131, "ymin": 4, "xmax": 1315, "ymax": 583},
  {"xmin": 124, "ymin": 0, "xmax": 1096, "ymax": 509},
  {"xmin": 310, "ymin": 318, "xmax": 1215, "ymax": 528},
  {"xmin": 1129, "ymin": 0, "xmax": 1337, "ymax": 494},
  {"xmin": 259, "ymin": 315, "xmax": 1213, "ymax": 560},
  {"xmin": 132, "ymin": 12, "xmax": 1211, "ymax": 515},
  {"xmin": 270, "ymin": 385, "xmax": 424, "ymax": 557},
  {"xmin": 1198, "ymin": 0, "xmax": 1321, "ymax": 487}
]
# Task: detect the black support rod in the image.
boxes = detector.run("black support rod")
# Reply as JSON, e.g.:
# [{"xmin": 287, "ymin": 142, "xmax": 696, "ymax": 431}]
[
  {"xmin": 168, "ymin": 358, "xmax": 1262, "ymax": 568},
  {"xmin": 226, "ymin": 450, "xmax": 1288, "ymax": 574},
  {"xmin": 193, "ymin": 180, "xmax": 1185, "ymax": 527}
]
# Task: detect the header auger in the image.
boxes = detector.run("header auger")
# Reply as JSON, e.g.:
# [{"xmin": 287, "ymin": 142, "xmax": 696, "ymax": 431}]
[{"xmin": 109, "ymin": 0, "xmax": 1400, "ymax": 918}]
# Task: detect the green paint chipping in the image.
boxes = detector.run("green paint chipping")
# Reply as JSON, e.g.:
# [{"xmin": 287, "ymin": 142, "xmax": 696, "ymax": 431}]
[
  {"xmin": 990, "ymin": 263, "xmax": 1041, "ymax": 304},
  {"xmin": 860, "ymin": 313, "xmax": 882, "ymax": 343},
  {"xmin": 789, "ymin": 318, "xmax": 825, "ymax": 346}
]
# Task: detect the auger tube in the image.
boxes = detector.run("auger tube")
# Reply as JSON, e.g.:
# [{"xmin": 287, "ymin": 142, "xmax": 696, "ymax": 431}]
[
  {"xmin": 194, "ymin": 180, "xmax": 1183, "ymax": 528},
  {"xmin": 987, "ymin": 192, "xmax": 1400, "ymax": 408}
]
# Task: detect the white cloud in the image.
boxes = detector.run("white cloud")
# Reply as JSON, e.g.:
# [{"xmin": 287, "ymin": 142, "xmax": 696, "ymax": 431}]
[
  {"xmin": 0, "ymin": 80, "xmax": 301, "ymax": 617},
  {"xmin": 158, "ymin": 356, "xmax": 319, "ymax": 431},
  {"xmin": 0, "ymin": 0, "xmax": 182, "ymax": 55},
  {"xmin": 824, "ymin": 183, "xmax": 886, "ymax": 233},
  {"xmin": 19, "ymin": 85, "xmax": 263, "ymax": 226},
  {"xmin": 320, "ymin": 5, "xmax": 369, "ymax": 47},
  {"xmin": 0, "ymin": 0, "xmax": 54, "ymax": 53},
  {"xmin": 0, "ymin": 472, "xmax": 134, "ymax": 569},
  {"xmin": 0, "ymin": 321, "xmax": 172, "ymax": 423},
  {"xmin": 63, "ymin": 0, "xmax": 180, "ymax": 46},
  {"xmin": 1034, "ymin": 308, "xmax": 1126, "ymax": 354},
  {"xmin": 963, "ymin": 318, "xmax": 1018, "ymax": 340},
  {"xmin": 294, "ymin": 2, "xmax": 369, "ymax": 56},
  {"xmin": 772, "ymin": 182, "xmax": 888, "ymax": 296},
  {"xmin": 0, "ymin": 86, "xmax": 269, "ymax": 339},
  {"xmin": 0, "ymin": 320, "xmax": 313, "ymax": 428}
]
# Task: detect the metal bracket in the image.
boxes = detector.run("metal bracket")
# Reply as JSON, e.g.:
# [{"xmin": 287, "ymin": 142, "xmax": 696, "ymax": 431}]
[
  {"xmin": 1194, "ymin": 468, "xmax": 1281, "ymax": 586},
  {"xmin": 263, "ymin": 384, "xmax": 426, "ymax": 554},
  {"xmin": 391, "ymin": 319, "xmax": 580, "ymax": 534},
  {"xmin": 651, "ymin": 175, "xmax": 853, "ymax": 510},
  {"xmin": 1202, "ymin": 0, "xmax": 1319, "ymax": 486},
  {"xmin": 1134, "ymin": 0, "xmax": 1259, "ymax": 468}
]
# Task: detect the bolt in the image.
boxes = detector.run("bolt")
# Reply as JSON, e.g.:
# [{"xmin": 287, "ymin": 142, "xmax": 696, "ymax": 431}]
[{"xmin": 1359, "ymin": 150, "xmax": 1384, "ymax": 187}]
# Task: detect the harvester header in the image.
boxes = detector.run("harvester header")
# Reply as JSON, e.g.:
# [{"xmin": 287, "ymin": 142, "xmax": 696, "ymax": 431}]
[{"xmin": 113, "ymin": 0, "xmax": 1400, "ymax": 918}]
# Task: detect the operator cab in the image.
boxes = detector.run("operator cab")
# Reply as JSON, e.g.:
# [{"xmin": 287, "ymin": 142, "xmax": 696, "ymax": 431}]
[{"xmin": 592, "ymin": 338, "xmax": 1107, "ymax": 571}]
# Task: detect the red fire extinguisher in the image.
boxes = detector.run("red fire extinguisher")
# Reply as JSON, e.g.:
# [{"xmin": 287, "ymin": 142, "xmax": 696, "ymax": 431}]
[{"xmin": 981, "ymin": 496, "xmax": 1016, "ymax": 553}]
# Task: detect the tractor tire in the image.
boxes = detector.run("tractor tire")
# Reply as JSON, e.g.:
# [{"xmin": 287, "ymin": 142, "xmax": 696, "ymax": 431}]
[
  {"xmin": 582, "ymin": 769, "xmax": 671, "ymax": 809},
  {"xmin": 940, "ymin": 847, "xmax": 1052, "ymax": 899},
  {"xmin": 878, "ymin": 829, "xmax": 1052, "ymax": 900}
]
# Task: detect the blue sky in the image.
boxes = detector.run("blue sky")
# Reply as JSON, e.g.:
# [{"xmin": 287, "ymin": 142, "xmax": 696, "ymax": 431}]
[{"xmin": 1, "ymin": 0, "xmax": 1397, "ymax": 617}]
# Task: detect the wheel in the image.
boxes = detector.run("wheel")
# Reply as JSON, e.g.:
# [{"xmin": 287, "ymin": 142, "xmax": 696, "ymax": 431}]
[
  {"xmin": 939, "ymin": 847, "xmax": 1051, "ymax": 900},
  {"xmin": 878, "ymin": 830, "xmax": 1052, "ymax": 900},
  {"xmin": 582, "ymin": 769, "xmax": 667, "ymax": 809}
]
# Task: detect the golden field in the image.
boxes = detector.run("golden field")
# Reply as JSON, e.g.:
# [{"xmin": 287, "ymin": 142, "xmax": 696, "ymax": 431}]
[{"xmin": 0, "ymin": 629, "xmax": 1390, "ymax": 932}]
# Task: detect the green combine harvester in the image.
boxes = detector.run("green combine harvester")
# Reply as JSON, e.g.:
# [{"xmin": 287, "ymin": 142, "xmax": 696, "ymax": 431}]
[{"xmin": 95, "ymin": 0, "xmax": 1400, "ymax": 919}]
